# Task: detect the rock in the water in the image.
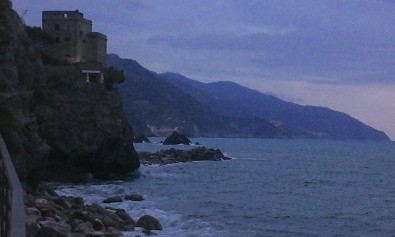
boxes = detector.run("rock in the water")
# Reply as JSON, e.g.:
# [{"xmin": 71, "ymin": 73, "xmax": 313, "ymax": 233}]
[
  {"xmin": 163, "ymin": 131, "xmax": 190, "ymax": 145},
  {"xmin": 138, "ymin": 147, "xmax": 230, "ymax": 165},
  {"xmin": 103, "ymin": 196, "xmax": 123, "ymax": 203},
  {"xmin": 106, "ymin": 227, "xmax": 122, "ymax": 237},
  {"xmin": 136, "ymin": 215, "xmax": 162, "ymax": 231},
  {"xmin": 134, "ymin": 135, "xmax": 150, "ymax": 143},
  {"xmin": 124, "ymin": 194, "xmax": 144, "ymax": 201}
]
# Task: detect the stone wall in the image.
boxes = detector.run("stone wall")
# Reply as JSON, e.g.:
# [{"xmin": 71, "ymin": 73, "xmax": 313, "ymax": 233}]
[{"xmin": 42, "ymin": 10, "xmax": 107, "ymax": 66}]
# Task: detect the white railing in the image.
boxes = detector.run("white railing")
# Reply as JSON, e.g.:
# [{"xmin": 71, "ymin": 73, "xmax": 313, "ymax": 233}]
[{"xmin": 0, "ymin": 134, "xmax": 25, "ymax": 237}]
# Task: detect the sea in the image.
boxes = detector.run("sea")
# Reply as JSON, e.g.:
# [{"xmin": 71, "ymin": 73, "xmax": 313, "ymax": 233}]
[{"xmin": 56, "ymin": 138, "xmax": 395, "ymax": 237}]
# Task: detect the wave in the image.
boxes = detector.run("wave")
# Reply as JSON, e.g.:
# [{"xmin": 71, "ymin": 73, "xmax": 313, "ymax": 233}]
[
  {"xmin": 55, "ymin": 183, "xmax": 229, "ymax": 237},
  {"xmin": 226, "ymin": 155, "xmax": 268, "ymax": 161}
]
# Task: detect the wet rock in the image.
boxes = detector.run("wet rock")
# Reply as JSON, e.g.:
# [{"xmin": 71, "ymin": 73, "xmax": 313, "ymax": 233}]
[
  {"xmin": 36, "ymin": 227, "xmax": 59, "ymax": 237},
  {"xmin": 26, "ymin": 222, "xmax": 41, "ymax": 237},
  {"xmin": 124, "ymin": 194, "xmax": 144, "ymax": 202},
  {"xmin": 87, "ymin": 203, "xmax": 108, "ymax": 215},
  {"xmin": 106, "ymin": 227, "xmax": 122, "ymax": 237},
  {"xmin": 103, "ymin": 196, "xmax": 123, "ymax": 203},
  {"xmin": 138, "ymin": 147, "xmax": 230, "ymax": 165},
  {"xmin": 163, "ymin": 131, "xmax": 190, "ymax": 145},
  {"xmin": 34, "ymin": 198, "xmax": 55, "ymax": 210},
  {"xmin": 72, "ymin": 211, "xmax": 92, "ymax": 222},
  {"xmin": 73, "ymin": 221, "xmax": 94, "ymax": 234},
  {"xmin": 25, "ymin": 184, "xmax": 136, "ymax": 237},
  {"xmin": 134, "ymin": 135, "xmax": 150, "ymax": 143},
  {"xmin": 114, "ymin": 209, "xmax": 135, "ymax": 223},
  {"xmin": 92, "ymin": 218, "xmax": 104, "ymax": 231},
  {"xmin": 26, "ymin": 207, "xmax": 42, "ymax": 216},
  {"xmin": 38, "ymin": 220, "xmax": 72, "ymax": 237},
  {"xmin": 136, "ymin": 215, "xmax": 162, "ymax": 231},
  {"xmin": 26, "ymin": 207, "xmax": 42, "ymax": 237}
]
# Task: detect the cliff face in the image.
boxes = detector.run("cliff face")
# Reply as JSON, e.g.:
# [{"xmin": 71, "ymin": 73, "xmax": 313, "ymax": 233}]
[
  {"xmin": 0, "ymin": 3, "xmax": 139, "ymax": 184},
  {"xmin": 0, "ymin": 1, "xmax": 49, "ymax": 186},
  {"xmin": 34, "ymin": 66, "xmax": 140, "ymax": 181}
]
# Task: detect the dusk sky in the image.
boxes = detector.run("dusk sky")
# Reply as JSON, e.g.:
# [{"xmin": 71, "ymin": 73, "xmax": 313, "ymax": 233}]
[{"xmin": 13, "ymin": 0, "xmax": 395, "ymax": 140}]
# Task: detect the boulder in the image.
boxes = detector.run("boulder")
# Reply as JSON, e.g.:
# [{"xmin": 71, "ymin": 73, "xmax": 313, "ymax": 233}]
[
  {"xmin": 136, "ymin": 215, "xmax": 162, "ymax": 231},
  {"xmin": 103, "ymin": 196, "xmax": 123, "ymax": 203},
  {"xmin": 38, "ymin": 220, "xmax": 72, "ymax": 237},
  {"xmin": 163, "ymin": 131, "xmax": 190, "ymax": 145},
  {"xmin": 26, "ymin": 207, "xmax": 43, "ymax": 237},
  {"xmin": 54, "ymin": 196, "xmax": 84, "ymax": 209},
  {"xmin": 92, "ymin": 219, "xmax": 104, "ymax": 231},
  {"xmin": 134, "ymin": 135, "xmax": 150, "ymax": 143},
  {"xmin": 124, "ymin": 194, "xmax": 144, "ymax": 202},
  {"xmin": 106, "ymin": 227, "xmax": 122, "ymax": 237},
  {"xmin": 72, "ymin": 211, "xmax": 91, "ymax": 222},
  {"xmin": 25, "ymin": 186, "xmax": 136, "ymax": 237},
  {"xmin": 72, "ymin": 221, "xmax": 94, "ymax": 234},
  {"xmin": 84, "ymin": 204, "xmax": 135, "ymax": 231},
  {"xmin": 34, "ymin": 198, "xmax": 56, "ymax": 212},
  {"xmin": 26, "ymin": 222, "xmax": 41, "ymax": 237}
]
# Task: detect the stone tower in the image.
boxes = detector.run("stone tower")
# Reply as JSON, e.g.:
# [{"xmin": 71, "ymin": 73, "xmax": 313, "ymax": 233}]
[{"xmin": 42, "ymin": 10, "xmax": 107, "ymax": 66}]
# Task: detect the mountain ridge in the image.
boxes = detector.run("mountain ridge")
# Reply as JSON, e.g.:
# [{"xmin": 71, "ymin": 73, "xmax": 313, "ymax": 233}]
[
  {"xmin": 107, "ymin": 54, "xmax": 389, "ymax": 140},
  {"xmin": 158, "ymin": 72, "xmax": 389, "ymax": 140},
  {"xmin": 107, "ymin": 54, "xmax": 235, "ymax": 137}
]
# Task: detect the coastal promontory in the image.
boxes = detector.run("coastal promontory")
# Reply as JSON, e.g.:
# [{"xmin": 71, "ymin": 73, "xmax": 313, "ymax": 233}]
[{"xmin": 0, "ymin": 2, "xmax": 139, "ymax": 184}]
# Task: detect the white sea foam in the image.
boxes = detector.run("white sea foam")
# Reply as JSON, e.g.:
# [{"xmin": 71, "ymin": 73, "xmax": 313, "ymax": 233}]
[{"xmin": 55, "ymin": 181, "xmax": 225, "ymax": 237}]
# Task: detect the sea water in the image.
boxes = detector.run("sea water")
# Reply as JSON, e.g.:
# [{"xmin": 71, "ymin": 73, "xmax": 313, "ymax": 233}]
[{"xmin": 57, "ymin": 138, "xmax": 395, "ymax": 236}]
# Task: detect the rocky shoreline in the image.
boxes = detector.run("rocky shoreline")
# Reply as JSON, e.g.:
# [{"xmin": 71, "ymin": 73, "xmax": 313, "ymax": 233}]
[
  {"xmin": 25, "ymin": 184, "xmax": 162, "ymax": 237},
  {"xmin": 25, "ymin": 146, "xmax": 230, "ymax": 237}
]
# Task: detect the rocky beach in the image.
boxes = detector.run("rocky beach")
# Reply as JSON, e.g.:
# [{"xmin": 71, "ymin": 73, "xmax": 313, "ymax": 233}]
[
  {"xmin": 24, "ymin": 146, "xmax": 229, "ymax": 237},
  {"xmin": 25, "ymin": 183, "xmax": 162, "ymax": 237}
]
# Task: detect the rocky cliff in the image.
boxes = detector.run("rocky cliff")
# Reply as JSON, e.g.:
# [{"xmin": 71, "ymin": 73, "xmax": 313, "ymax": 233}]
[
  {"xmin": 0, "ymin": 0, "xmax": 50, "ymax": 186},
  {"xmin": 0, "ymin": 2, "xmax": 139, "ymax": 185}
]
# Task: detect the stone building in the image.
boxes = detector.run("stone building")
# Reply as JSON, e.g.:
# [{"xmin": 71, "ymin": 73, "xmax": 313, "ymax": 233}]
[{"xmin": 42, "ymin": 10, "xmax": 107, "ymax": 82}]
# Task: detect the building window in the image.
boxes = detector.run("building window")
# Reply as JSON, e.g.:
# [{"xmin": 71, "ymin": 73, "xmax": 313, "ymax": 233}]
[
  {"xmin": 54, "ymin": 23, "xmax": 60, "ymax": 30},
  {"xmin": 64, "ymin": 37, "xmax": 71, "ymax": 41},
  {"xmin": 55, "ymin": 37, "xmax": 60, "ymax": 43},
  {"xmin": 64, "ymin": 13, "xmax": 68, "ymax": 18}
]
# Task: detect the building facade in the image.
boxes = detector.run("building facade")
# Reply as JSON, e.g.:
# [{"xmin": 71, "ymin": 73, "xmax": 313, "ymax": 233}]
[{"xmin": 42, "ymin": 10, "xmax": 107, "ymax": 66}]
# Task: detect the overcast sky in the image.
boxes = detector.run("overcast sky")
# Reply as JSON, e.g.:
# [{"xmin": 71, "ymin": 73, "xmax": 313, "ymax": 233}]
[{"xmin": 13, "ymin": 0, "xmax": 395, "ymax": 139}]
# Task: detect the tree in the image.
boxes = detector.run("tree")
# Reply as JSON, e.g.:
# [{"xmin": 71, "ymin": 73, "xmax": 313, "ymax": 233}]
[{"xmin": 103, "ymin": 67, "xmax": 125, "ymax": 90}]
